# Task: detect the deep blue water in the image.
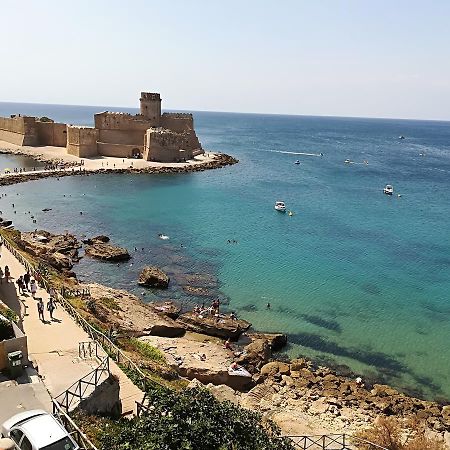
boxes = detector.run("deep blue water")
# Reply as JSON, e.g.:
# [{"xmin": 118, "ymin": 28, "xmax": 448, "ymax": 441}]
[{"xmin": 1, "ymin": 102, "xmax": 449, "ymax": 400}]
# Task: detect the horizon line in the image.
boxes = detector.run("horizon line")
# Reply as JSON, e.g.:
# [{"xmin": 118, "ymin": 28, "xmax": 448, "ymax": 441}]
[{"xmin": 0, "ymin": 99, "xmax": 449, "ymax": 124}]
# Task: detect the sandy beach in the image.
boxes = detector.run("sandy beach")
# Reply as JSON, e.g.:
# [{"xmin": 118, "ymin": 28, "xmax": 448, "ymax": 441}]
[{"xmin": 0, "ymin": 139, "xmax": 219, "ymax": 173}]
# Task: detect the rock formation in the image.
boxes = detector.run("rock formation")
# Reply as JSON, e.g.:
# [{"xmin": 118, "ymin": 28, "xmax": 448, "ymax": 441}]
[
  {"xmin": 138, "ymin": 266, "xmax": 170, "ymax": 288},
  {"xmin": 84, "ymin": 242, "xmax": 130, "ymax": 262}
]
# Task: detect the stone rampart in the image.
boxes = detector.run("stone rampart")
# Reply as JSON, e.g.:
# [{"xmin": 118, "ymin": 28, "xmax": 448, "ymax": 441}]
[
  {"xmin": 161, "ymin": 113, "xmax": 194, "ymax": 134},
  {"xmin": 143, "ymin": 129, "xmax": 193, "ymax": 162},
  {"xmin": 97, "ymin": 129, "xmax": 144, "ymax": 146},
  {"xmin": 36, "ymin": 122, "xmax": 67, "ymax": 147},
  {"xmin": 67, "ymin": 126, "xmax": 98, "ymax": 157},
  {"xmin": 97, "ymin": 142, "xmax": 141, "ymax": 158},
  {"xmin": 94, "ymin": 112, "xmax": 152, "ymax": 132},
  {"xmin": 0, "ymin": 116, "xmax": 38, "ymax": 146}
]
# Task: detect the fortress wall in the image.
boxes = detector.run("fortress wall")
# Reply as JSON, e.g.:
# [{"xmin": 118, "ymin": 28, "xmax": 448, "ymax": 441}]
[
  {"xmin": 97, "ymin": 142, "xmax": 141, "ymax": 158},
  {"xmin": 67, "ymin": 126, "xmax": 98, "ymax": 157},
  {"xmin": 98, "ymin": 129, "xmax": 144, "ymax": 146},
  {"xmin": 143, "ymin": 129, "xmax": 193, "ymax": 162},
  {"xmin": 0, "ymin": 116, "xmax": 38, "ymax": 146},
  {"xmin": 94, "ymin": 113, "xmax": 152, "ymax": 132},
  {"xmin": 161, "ymin": 113, "xmax": 194, "ymax": 133},
  {"xmin": 36, "ymin": 122, "xmax": 67, "ymax": 147}
]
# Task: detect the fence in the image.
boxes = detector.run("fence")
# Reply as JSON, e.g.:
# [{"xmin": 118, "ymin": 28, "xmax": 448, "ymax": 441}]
[
  {"xmin": 0, "ymin": 233, "xmax": 162, "ymax": 394},
  {"xmin": 54, "ymin": 355, "xmax": 110, "ymax": 413},
  {"xmin": 52, "ymin": 400, "xmax": 98, "ymax": 450},
  {"xmin": 284, "ymin": 434, "xmax": 389, "ymax": 450}
]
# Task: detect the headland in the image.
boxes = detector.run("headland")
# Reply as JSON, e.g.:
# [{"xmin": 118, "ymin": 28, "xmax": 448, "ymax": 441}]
[{"xmin": 0, "ymin": 91, "xmax": 238, "ymax": 186}]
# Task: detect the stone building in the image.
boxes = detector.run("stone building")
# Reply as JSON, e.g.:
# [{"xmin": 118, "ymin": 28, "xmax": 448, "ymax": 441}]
[{"xmin": 0, "ymin": 92, "xmax": 203, "ymax": 163}]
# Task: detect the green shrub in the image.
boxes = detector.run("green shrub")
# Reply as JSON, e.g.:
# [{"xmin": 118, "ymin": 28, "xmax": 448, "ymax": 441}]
[
  {"xmin": 129, "ymin": 338, "xmax": 165, "ymax": 362},
  {"xmin": 99, "ymin": 386, "xmax": 294, "ymax": 450}
]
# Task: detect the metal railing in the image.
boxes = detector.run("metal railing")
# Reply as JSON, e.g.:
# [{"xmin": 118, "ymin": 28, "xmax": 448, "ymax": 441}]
[
  {"xmin": 54, "ymin": 355, "xmax": 110, "ymax": 413},
  {"xmin": 52, "ymin": 400, "xmax": 98, "ymax": 450},
  {"xmin": 79, "ymin": 340, "xmax": 100, "ymax": 359},
  {"xmin": 0, "ymin": 233, "xmax": 163, "ymax": 394},
  {"xmin": 285, "ymin": 434, "xmax": 389, "ymax": 450}
]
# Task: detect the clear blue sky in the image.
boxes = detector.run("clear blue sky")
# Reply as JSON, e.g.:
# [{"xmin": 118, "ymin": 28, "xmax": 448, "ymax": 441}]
[{"xmin": 1, "ymin": 0, "xmax": 449, "ymax": 120}]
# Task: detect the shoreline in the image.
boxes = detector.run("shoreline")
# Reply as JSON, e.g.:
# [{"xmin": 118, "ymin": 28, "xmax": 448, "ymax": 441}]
[
  {"xmin": 0, "ymin": 228, "xmax": 449, "ymax": 442},
  {"xmin": 0, "ymin": 142, "xmax": 238, "ymax": 187}
]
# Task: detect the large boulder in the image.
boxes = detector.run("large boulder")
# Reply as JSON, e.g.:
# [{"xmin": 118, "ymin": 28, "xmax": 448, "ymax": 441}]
[
  {"xmin": 45, "ymin": 251, "xmax": 73, "ymax": 270},
  {"xmin": 236, "ymin": 338, "xmax": 271, "ymax": 371},
  {"xmin": 138, "ymin": 266, "xmax": 170, "ymax": 289},
  {"xmin": 84, "ymin": 243, "xmax": 130, "ymax": 262}
]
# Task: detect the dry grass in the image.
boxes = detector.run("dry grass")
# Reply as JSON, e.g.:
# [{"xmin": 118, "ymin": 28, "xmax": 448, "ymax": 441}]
[{"xmin": 356, "ymin": 417, "xmax": 445, "ymax": 450}]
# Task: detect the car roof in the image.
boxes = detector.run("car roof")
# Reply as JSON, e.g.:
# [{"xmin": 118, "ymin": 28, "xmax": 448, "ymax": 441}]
[
  {"xmin": 2, "ymin": 410, "xmax": 46, "ymax": 433},
  {"xmin": 19, "ymin": 414, "xmax": 68, "ymax": 448}
]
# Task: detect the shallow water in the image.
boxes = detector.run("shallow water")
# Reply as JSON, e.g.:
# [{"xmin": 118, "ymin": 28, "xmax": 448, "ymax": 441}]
[{"xmin": 1, "ymin": 103, "xmax": 449, "ymax": 400}]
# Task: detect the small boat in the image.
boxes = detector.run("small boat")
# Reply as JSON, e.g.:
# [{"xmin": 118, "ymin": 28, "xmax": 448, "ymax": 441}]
[
  {"xmin": 344, "ymin": 159, "xmax": 352, "ymax": 164},
  {"xmin": 274, "ymin": 201, "xmax": 286, "ymax": 212},
  {"xmin": 158, "ymin": 233, "xmax": 170, "ymax": 240},
  {"xmin": 399, "ymin": 135, "xmax": 405, "ymax": 140},
  {"xmin": 294, "ymin": 160, "xmax": 301, "ymax": 165},
  {"xmin": 383, "ymin": 184, "xmax": 394, "ymax": 195}
]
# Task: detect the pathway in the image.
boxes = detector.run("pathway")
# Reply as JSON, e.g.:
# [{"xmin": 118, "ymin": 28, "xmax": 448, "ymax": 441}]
[{"xmin": 0, "ymin": 242, "xmax": 144, "ymax": 415}]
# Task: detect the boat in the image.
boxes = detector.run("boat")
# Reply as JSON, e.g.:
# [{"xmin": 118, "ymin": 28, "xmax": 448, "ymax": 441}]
[
  {"xmin": 274, "ymin": 201, "xmax": 286, "ymax": 212},
  {"xmin": 383, "ymin": 184, "xmax": 394, "ymax": 195},
  {"xmin": 288, "ymin": 211, "xmax": 294, "ymax": 217},
  {"xmin": 294, "ymin": 160, "xmax": 301, "ymax": 165},
  {"xmin": 344, "ymin": 159, "xmax": 352, "ymax": 164},
  {"xmin": 158, "ymin": 233, "xmax": 170, "ymax": 240},
  {"xmin": 399, "ymin": 135, "xmax": 405, "ymax": 140}
]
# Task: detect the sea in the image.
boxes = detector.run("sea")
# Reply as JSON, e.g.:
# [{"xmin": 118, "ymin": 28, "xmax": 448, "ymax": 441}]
[{"xmin": 0, "ymin": 102, "xmax": 449, "ymax": 401}]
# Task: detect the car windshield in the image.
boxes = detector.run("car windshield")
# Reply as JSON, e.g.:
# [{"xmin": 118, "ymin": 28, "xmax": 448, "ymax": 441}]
[{"xmin": 41, "ymin": 437, "xmax": 77, "ymax": 450}]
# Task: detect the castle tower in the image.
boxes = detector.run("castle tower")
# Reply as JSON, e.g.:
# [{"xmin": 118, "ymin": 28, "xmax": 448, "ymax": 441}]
[{"xmin": 140, "ymin": 92, "xmax": 161, "ymax": 126}]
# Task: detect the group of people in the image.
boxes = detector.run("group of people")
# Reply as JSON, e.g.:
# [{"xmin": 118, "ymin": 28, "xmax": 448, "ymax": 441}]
[
  {"xmin": 193, "ymin": 299, "xmax": 222, "ymax": 317},
  {"xmin": 0, "ymin": 263, "xmax": 57, "ymax": 322}
]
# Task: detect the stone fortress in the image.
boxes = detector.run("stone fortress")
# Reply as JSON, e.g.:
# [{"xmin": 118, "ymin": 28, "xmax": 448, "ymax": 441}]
[{"xmin": 0, "ymin": 92, "xmax": 204, "ymax": 163}]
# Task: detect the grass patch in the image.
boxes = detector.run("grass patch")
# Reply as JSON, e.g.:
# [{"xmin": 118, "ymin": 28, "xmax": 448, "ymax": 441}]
[
  {"xmin": 128, "ymin": 338, "xmax": 165, "ymax": 362},
  {"xmin": 99, "ymin": 297, "xmax": 122, "ymax": 311}
]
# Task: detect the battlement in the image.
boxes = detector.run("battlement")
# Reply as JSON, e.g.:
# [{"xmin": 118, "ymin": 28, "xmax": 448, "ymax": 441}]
[
  {"xmin": 140, "ymin": 92, "xmax": 161, "ymax": 101},
  {"xmin": 162, "ymin": 112, "xmax": 193, "ymax": 119}
]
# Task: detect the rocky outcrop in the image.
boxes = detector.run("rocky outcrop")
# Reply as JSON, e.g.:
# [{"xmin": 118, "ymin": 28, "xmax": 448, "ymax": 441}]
[
  {"xmin": 148, "ymin": 301, "xmax": 181, "ymax": 319},
  {"xmin": 17, "ymin": 230, "xmax": 80, "ymax": 270},
  {"xmin": 176, "ymin": 311, "xmax": 251, "ymax": 340},
  {"xmin": 84, "ymin": 242, "xmax": 130, "ymax": 262},
  {"xmin": 85, "ymin": 283, "xmax": 184, "ymax": 337},
  {"xmin": 82, "ymin": 235, "xmax": 110, "ymax": 245},
  {"xmin": 138, "ymin": 266, "xmax": 170, "ymax": 289}
]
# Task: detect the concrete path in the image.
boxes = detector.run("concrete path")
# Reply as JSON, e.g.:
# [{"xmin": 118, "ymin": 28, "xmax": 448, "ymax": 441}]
[{"xmin": 0, "ymin": 242, "xmax": 144, "ymax": 415}]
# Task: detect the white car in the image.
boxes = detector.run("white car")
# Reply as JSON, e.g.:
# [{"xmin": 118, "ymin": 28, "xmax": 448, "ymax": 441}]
[{"xmin": 1, "ymin": 410, "xmax": 79, "ymax": 450}]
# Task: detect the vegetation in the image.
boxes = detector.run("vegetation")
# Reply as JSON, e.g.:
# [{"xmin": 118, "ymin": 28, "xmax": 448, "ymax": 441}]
[
  {"xmin": 127, "ymin": 338, "xmax": 165, "ymax": 362},
  {"xmin": 0, "ymin": 303, "xmax": 19, "ymax": 324},
  {"xmin": 99, "ymin": 297, "xmax": 122, "ymax": 311},
  {"xmin": 356, "ymin": 417, "xmax": 445, "ymax": 450},
  {"xmin": 0, "ymin": 318, "xmax": 14, "ymax": 341},
  {"xmin": 98, "ymin": 386, "xmax": 294, "ymax": 450}
]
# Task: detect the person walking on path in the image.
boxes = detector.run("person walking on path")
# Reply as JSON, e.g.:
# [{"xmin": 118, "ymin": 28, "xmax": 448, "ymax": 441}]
[
  {"xmin": 30, "ymin": 279, "xmax": 37, "ymax": 298},
  {"xmin": 4, "ymin": 266, "xmax": 10, "ymax": 283},
  {"xmin": 37, "ymin": 299, "xmax": 45, "ymax": 322},
  {"xmin": 16, "ymin": 276, "xmax": 25, "ymax": 295},
  {"xmin": 47, "ymin": 298, "xmax": 56, "ymax": 320},
  {"xmin": 23, "ymin": 271, "xmax": 31, "ymax": 291}
]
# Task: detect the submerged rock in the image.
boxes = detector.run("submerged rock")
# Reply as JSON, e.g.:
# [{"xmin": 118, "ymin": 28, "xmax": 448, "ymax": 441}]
[
  {"xmin": 138, "ymin": 266, "xmax": 170, "ymax": 289},
  {"xmin": 84, "ymin": 242, "xmax": 130, "ymax": 261}
]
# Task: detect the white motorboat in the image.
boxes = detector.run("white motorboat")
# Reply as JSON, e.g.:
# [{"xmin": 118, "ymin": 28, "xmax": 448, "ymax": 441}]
[
  {"xmin": 383, "ymin": 184, "xmax": 394, "ymax": 195},
  {"xmin": 294, "ymin": 160, "xmax": 301, "ymax": 165},
  {"xmin": 275, "ymin": 201, "xmax": 286, "ymax": 212}
]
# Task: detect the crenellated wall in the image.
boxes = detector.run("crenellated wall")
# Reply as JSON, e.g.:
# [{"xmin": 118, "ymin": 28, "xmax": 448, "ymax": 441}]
[{"xmin": 66, "ymin": 126, "xmax": 99, "ymax": 157}]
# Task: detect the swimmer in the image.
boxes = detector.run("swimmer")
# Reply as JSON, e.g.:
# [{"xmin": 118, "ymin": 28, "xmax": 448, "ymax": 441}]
[{"xmin": 266, "ymin": 302, "xmax": 271, "ymax": 309}]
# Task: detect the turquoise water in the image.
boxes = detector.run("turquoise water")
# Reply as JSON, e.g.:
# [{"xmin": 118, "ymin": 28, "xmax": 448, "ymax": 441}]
[{"xmin": 1, "ymin": 103, "xmax": 449, "ymax": 400}]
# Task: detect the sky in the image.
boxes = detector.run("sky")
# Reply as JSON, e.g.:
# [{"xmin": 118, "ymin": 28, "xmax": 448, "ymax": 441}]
[{"xmin": 1, "ymin": 0, "xmax": 449, "ymax": 120}]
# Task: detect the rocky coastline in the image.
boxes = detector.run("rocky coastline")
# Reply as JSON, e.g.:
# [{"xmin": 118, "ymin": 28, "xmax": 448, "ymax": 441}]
[{"xmin": 2, "ymin": 226, "xmax": 449, "ymax": 445}]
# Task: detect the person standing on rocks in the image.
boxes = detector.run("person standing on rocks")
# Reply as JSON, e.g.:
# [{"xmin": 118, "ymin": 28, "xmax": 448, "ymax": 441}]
[{"xmin": 37, "ymin": 299, "xmax": 45, "ymax": 321}]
